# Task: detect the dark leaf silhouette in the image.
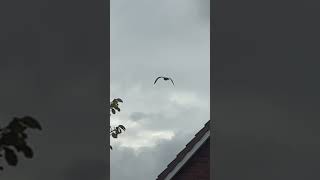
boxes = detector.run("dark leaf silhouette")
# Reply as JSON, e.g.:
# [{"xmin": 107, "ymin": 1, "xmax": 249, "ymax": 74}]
[
  {"xmin": 115, "ymin": 107, "xmax": 120, "ymax": 112},
  {"xmin": 21, "ymin": 132, "xmax": 28, "ymax": 139},
  {"xmin": 118, "ymin": 125, "xmax": 126, "ymax": 131},
  {"xmin": 116, "ymin": 98, "xmax": 123, "ymax": 103},
  {"xmin": 4, "ymin": 147, "xmax": 18, "ymax": 166},
  {"xmin": 0, "ymin": 116, "xmax": 42, "ymax": 171},
  {"xmin": 20, "ymin": 116, "xmax": 42, "ymax": 130},
  {"xmin": 1, "ymin": 132, "xmax": 21, "ymax": 146},
  {"xmin": 115, "ymin": 127, "xmax": 121, "ymax": 134},
  {"xmin": 110, "ymin": 98, "xmax": 126, "ymax": 150},
  {"xmin": 111, "ymin": 133, "xmax": 118, "ymax": 138},
  {"xmin": 20, "ymin": 145, "xmax": 33, "ymax": 158},
  {"xmin": 7, "ymin": 118, "xmax": 27, "ymax": 133}
]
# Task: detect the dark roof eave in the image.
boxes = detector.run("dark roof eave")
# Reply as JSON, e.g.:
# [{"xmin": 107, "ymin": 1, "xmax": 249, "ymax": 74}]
[{"xmin": 156, "ymin": 120, "xmax": 211, "ymax": 180}]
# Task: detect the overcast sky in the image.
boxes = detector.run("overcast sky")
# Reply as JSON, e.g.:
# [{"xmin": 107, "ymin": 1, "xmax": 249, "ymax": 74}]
[
  {"xmin": 110, "ymin": 0, "xmax": 209, "ymax": 179},
  {"xmin": 3, "ymin": 0, "xmax": 320, "ymax": 179}
]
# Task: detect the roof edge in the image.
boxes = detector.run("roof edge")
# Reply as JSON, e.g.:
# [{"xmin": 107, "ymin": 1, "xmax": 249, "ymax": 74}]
[
  {"xmin": 156, "ymin": 120, "xmax": 211, "ymax": 180},
  {"xmin": 164, "ymin": 131, "xmax": 210, "ymax": 180}
]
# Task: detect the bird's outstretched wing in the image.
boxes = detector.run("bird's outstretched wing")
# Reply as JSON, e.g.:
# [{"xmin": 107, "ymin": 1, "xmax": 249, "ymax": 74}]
[
  {"xmin": 154, "ymin": 77, "xmax": 163, "ymax": 84},
  {"xmin": 169, "ymin": 78, "xmax": 175, "ymax": 86}
]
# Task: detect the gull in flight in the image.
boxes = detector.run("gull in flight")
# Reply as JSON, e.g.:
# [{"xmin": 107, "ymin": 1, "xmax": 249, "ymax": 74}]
[{"xmin": 154, "ymin": 76, "xmax": 175, "ymax": 86}]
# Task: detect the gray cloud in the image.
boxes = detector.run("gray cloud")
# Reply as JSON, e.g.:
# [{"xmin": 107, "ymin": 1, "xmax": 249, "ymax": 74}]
[
  {"xmin": 129, "ymin": 112, "xmax": 150, "ymax": 122},
  {"xmin": 110, "ymin": 0, "xmax": 209, "ymax": 179},
  {"xmin": 111, "ymin": 132, "xmax": 194, "ymax": 180}
]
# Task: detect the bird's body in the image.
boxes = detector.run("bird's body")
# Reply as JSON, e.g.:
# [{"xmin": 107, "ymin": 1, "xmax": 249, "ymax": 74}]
[{"xmin": 154, "ymin": 76, "xmax": 174, "ymax": 86}]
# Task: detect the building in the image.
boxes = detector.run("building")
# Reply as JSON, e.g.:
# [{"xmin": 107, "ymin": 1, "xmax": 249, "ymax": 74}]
[{"xmin": 156, "ymin": 120, "xmax": 210, "ymax": 180}]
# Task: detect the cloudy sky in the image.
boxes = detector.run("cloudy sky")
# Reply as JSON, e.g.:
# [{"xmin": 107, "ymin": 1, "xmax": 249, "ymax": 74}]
[
  {"xmin": 2, "ymin": 0, "xmax": 320, "ymax": 179},
  {"xmin": 110, "ymin": 0, "xmax": 209, "ymax": 179}
]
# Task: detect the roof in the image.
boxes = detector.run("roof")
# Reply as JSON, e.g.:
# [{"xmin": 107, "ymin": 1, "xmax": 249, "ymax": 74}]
[{"xmin": 156, "ymin": 120, "xmax": 211, "ymax": 180}]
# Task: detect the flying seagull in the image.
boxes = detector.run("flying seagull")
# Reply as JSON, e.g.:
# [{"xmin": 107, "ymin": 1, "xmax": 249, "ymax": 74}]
[{"xmin": 154, "ymin": 76, "xmax": 175, "ymax": 86}]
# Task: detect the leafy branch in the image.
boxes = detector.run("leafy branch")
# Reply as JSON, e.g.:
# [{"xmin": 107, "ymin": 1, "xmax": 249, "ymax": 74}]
[
  {"xmin": 109, "ymin": 98, "xmax": 126, "ymax": 150},
  {"xmin": 0, "ymin": 116, "xmax": 42, "ymax": 171}
]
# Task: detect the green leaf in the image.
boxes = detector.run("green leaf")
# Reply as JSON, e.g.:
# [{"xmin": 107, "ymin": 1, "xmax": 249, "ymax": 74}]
[
  {"xmin": 7, "ymin": 118, "xmax": 26, "ymax": 133},
  {"xmin": 20, "ymin": 132, "xmax": 28, "ymax": 139},
  {"xmin": 116, "ymin": 98, "xmax": 123, "ymax": 103},
  {"xmin": 20, "ymin": 116, "xmax": 42, "ymax": 130},
  {"xmin": 1, "ymin": 132, "xmax": 22, "ymax": 146},
  {"xmin": 116, "ymin": 127, "xmax": 121, "ymax": 134},
  {"xmin": 21, "ymin": 145, "xmax": 33, "ymax": 158},
  {"xmin": 118, "ymin": 125, "xmax": 126, "ymax": 131},
  {"xmin": 12, "ymin": 124, "xmax": 27, "ymax": 133},
  {"xmin": 111, "ymin": 109, "xmax": 116, "ymax": 114},
  {"xmin": 4, "ymin": 147, "xmax": 18, "ymax": 166},
  {"xmin": 111, "ymin": 133, "xmax": 117, "ymax": 138}
]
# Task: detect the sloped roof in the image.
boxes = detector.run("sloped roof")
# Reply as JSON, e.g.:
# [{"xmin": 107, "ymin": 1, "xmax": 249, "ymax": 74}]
[{"xmin": 156, "ymin": 120, "xmax": 211, "ymax": 180}]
